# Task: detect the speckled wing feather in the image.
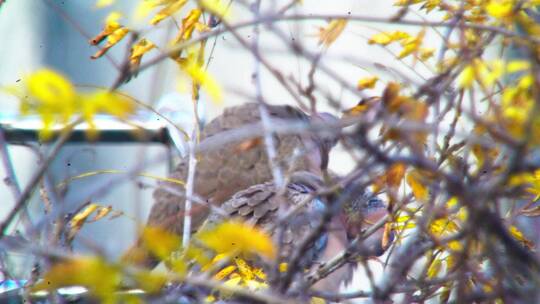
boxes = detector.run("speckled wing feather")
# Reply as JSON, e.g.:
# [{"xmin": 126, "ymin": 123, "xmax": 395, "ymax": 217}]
[
  {"xmin": 124, "ymin": 103, "xmax": 322, "ymax": 267},
  {"xmin": 202, "ymin": 172, "xmax": 326, "ymax": 261}
]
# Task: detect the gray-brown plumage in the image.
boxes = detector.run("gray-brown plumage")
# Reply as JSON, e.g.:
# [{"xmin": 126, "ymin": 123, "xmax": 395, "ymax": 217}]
[
  {"xmin": 199, "ymin": 171, "xmax": 353, "ymax": 292},
  {"xmin": 123, "ymin": 103, "xmax": 337, "ymax": 267},
  {"xmin": 199, "ymin": 172, "xmax": 393, "ymax": 292}
]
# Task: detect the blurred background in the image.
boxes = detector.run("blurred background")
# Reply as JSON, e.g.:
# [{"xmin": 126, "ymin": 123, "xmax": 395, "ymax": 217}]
[{"xmin": 0, "ymin": 0, "xmax": 456, "ymax": 295}]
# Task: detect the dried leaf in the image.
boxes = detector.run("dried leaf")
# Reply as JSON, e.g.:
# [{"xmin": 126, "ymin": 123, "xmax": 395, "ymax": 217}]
[
  {"xmin": 386, "ymin": 163, "xmax": 407, "ymax": 189},
  {"xmin": 509, "ymin": 225, "xmax": 534, "ymax": 249},
  {"xmin": 235, "ymin": 138, "xmax": 263, "ymax": 152},
  {"xmin": 90, "ymin": 205, "xmax": 112, "ymax": 222},
  {"xmin": 174, "ymin": 8, "xmax": 202, "ymax": 43},
  {"xmin": 458, "ymin": 64, "xmax": 475, "ymax": 88},
  {"xmin": 130, "ymin": 38, "xmax": 156, "ymax": 73},
  {"xmin": 318, "ymin": 19, "xmax": 348, "ymax": 47},
  {"xmin": 406, "ymin": 170, "xmax": 429, "ymax": 201},
  {"xmin": 68, "ymin": 203, "xmax": 100, "ymax": 241}
]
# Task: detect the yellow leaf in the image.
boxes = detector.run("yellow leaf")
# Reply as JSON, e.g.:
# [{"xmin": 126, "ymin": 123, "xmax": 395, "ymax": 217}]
[
  {"xmin": 174, "ymin": 9, "xmax": 202, "ymax": 43},
  {"xmin": 33, "ymin": 257, "xmax": 121, "ymax": 303},
  {"xmin": 96, "ymin": 0, "xmax": 114, "ymax": 8},
  {"xmin": 107, "ymin": 27, "xmax": 129, "ymax": 44},
  {"xmin": 427, "ymin": 258, "xmax": 441, "ymax": 278},
  {"xmin": 368, "ymin": 31, "xmax": 409, "ymax": 45},
  {"xmin": 134, "ymin": 0, "xmax": 157, "ymax": 20},
  {"xmin": 486, "ymin": 0, "xmax": 514, "ymax": 19},
  {"xmin": 89, "ymin": 205, "xmax": 112, "ymax": 222},
  {"xmin": 318, "ymin": 19, "xmax": 348, "ymax": 47},
  {"xmin": 84, "ymin": 90, "xmax": 136, "ymax": 118},
  {"xmin": 68, "ymin": 203, "xmax": 100, "ymax": 241},
  {"xmin": 397, "ymin": 41, "xmax": 417, "ymax": 59},
  {"xmin": 458, "ymin": 64, "xmax": 475, "ymax": 88},
  {"xmin": 419, "ymin": 47, "xmax": 435, "ymax": 60},
  {"xmin": 27, "ymin": 69, "xmax": 76, "ymax": 110},
  {"xmin": 199, "ymin": 0, "xmax": 231, "ymax": 20},
  {"xmin": 386, "ymin": 162, "xmax": 406, "ymax": 189},
  {"xmin": 406, "ymin": 170, "xmax": 429, "ymax": 201},
  {"xmin": 130, "ymin": 38, "xmax": 156, "ymax": 72},
  {"xmin": 106, "ymin": 11, "xmax": 123, "ymax": 28},
  {"xmin": 142, "ymin": 226, "xmax": 181, "ymax": 261},
  {"xmin": 214, "ymin": 265, "xmax": 237, "ymax": 280},
  {"xmin": 89, "ymin": 11, "xmax": 125, "ymax": 46},
  {"xmin": 398, "ymin": 29, "xmax": 425, "ymax": 59},
  {"xmin": 197, "ymin": 221, "xmax": 276, "ymax": 260},
  {"xmin": 357, "ymin": 76, "xmax": 378, "ymax": 90},
  {"xmin": 507, "ymin": 60, "xmax": 530, "ymax": 73},
  {"xmin": 509, "ymin": 225, "xmax": 534, "ymax": 249},
  {"xmin": 179, "ymin": 49, "xmax": 223, "ymax": 103},
  {"xmin": 150, "ymin": 0, "xmax": 188, "ymax": 25},
  {"xmin": 342, "ymin": 97, "xmax": 380, "ymax": 117}
]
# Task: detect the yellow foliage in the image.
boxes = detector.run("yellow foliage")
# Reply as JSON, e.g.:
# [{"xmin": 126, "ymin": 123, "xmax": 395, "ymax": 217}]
[
  {"xmin": 368, "ymin": 31, "xmax": 410, "ymax": 46},
  {"xmin": 318, "ymin": 19, "xmax": 348, "ymax": 47},
  {"xmin": 142, "ymin": 226, "xmax": 181, "ymax": 261},
  {"xmin": 374, "ymin": 162, "xmax": 406, "ymax": 193},
  {"xmin": 178, "ymin": 47, "xmax": 223, "ymax": 103},
  {"xmin": 6, "ymin": 69, "xmax": 137, "ymax": 141},
  {"xmin": 96, "ymin": 0, "xmax": 115, "ymax": 8},
  {"xmin": 342, "ymin": 97, "xmax": 380, "ymax": 117},
  {"xmin": 419, "ymin": 47, "xmax": 435, "ymax": 61},
  {"xmin": 68, "ymin": 203, "xmax": 113, "ymax": 241},
  {"xmin": 33, "ymin": 257, "xmax": 122, "ymax": 304},
  {"xmin": 130, "ymin": 38, "xmax": 156, "ymax": 72},
  {"xmin": 357, "ymin": 76, "xmax": 379, "ymax": 90},
  {"xmin": 406, "ymin": 170, "xmax": 429, "ymax": 201},
  {"xmin": 427, "ymin": 258, "xmax": 442, "ymax": 278},
  {"xmin": 90, "ymin": 12, "xmax": 129, "ymax": 59},
  {"xmin": 509, "ymin": 225, "xmax": 534, "ymax": 249},
  {"xmin": 199, "ymin": 0, "xmax": 231, "ymax": 20},
  {"xmin": 197, "ymin": 221, "xmax": 276, "ymax": 260},
  {"xmin": 150, "ymin": 0, "xmax": 188, "ymax": 25},
  {"xmin": 398, "ymin": 29, "xmax": 425, "ymax": 59},
  {"xmin": 132, "ymin": 271, "xmax": 169, "ymax": 293},
  {"xmin": 174, "ymin": 9, "xmax": 203, "ymax": 43},
  {"xmin": 486, "ymin": 0, "xmax": 514, "ymax": 19},
  {"xmin": 509, "ymin": 170, "xmax": 540, "ymax": 202}
]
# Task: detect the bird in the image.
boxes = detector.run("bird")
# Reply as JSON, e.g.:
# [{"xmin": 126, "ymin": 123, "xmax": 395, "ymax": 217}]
[
  {"xmin": 123, "ymin": 103, "xmax": 338, "ymax": 268},
  {"xmin": 197, "ymin": 171, "xmax": 391, "ymax": 293}
]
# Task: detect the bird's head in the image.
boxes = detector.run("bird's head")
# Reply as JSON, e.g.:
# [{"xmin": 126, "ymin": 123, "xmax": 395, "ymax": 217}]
[{"xmin": 340, "ymin": 191, "xmax": 393, "ymax": 257}]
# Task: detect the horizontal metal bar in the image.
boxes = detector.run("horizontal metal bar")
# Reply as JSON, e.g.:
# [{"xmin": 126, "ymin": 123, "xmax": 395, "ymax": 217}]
[{"xmin": 0, "ymin": 116, "xmax": 172, "ymax": 145}]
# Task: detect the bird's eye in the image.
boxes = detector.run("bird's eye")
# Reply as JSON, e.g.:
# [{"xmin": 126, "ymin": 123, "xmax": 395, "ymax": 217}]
[{"xmin": 367, "ymin": 198, "xmax": 383, "ymax": 209}]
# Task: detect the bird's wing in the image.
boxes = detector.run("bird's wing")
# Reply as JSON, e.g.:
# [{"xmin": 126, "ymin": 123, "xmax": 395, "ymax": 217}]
[{"xmin": 203, "ymin": 176, "xmax": 327, "ymax": 261}]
